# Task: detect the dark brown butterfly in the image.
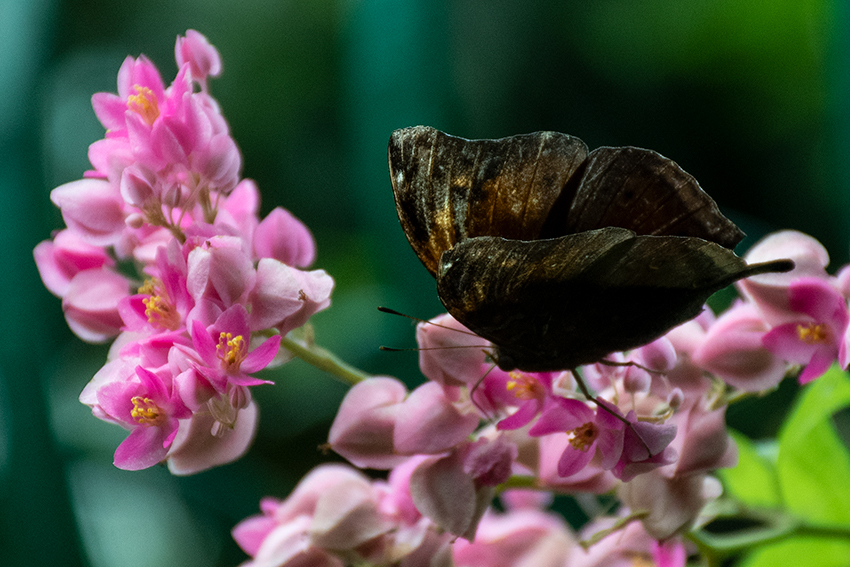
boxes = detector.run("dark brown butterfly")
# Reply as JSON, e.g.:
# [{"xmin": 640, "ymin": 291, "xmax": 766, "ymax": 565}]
[{"xmin": 388, "ymin": 126, "xmax": 793, "ymax": 372}]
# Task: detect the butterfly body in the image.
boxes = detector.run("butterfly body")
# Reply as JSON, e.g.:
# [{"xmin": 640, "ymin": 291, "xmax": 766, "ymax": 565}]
[{"xmin": 389, "ymin": 126, "xmax": 793, "ymax": 372}]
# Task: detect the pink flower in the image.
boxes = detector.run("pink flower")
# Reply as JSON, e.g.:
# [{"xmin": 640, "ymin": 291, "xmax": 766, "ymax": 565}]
[
  {"xmin": 96, "ymin": 366, "xmax": 191, "ymax": 470},
  {"xmin": 62, "ymin": 267, "xmax": 130, "ymax": 342},
  {"xmin": 327, "ymin": 377, "xmax": 409, "ymax": 470},
  {"xmin": 232, "ymin": 464, "xmax": 395, "ymax": 567},
  {"xmin": 190, "ymin": 304, "xmax": 280, "ymax": 389},
  {"xmin": 451, "ymin": 507, "xmax": 575, "ymax": 567},
  {"xmin": 738, "ymin": 230, "xmax": 831, "ymax": 325},
  {"xmin": 529, "ymin": 398, "xmax": 626, "ymax": 477},
  {"xmin": 249, "ymin": 259, "xmax": 333, "ymax": 335},
  {"xmin": 619, "ymin": 472, "xmax": 723, "ymax": 540},
  {"xmin": 416, "ymin": 313, "xmax": 491, "ymax": 388},
  {"xmin": 692, "ymin": 301, "xmax": 787, "ymax": 391},
  {"xmin": 492, "ymin": 369, "xmax": 557, "ymax": 431},
  {"xmin": 408, "ymin": 446, "xmax": 495, "ymax": 540},
  {"xmin": 253, "ymin": 207, "xmax": 317, "ymax": 268},
  {"xmin": 762, "ymin": 277, "xmax": 849, "ymax": 383},
  {"xmin": 393, "ymin": 381, "xmax": 480, "ymax": 455},
  {"xmin": 33, "ymin": 229, "xmax": 114, "ymax": 297},
  {"xmin": 166, "ymin": 396, "xmax": 259, "ymax": 475},
  {"xmin": 50, "ymin": 179, "xmax": 127, "ymax": 247},
  {"xmin": 175, "ymin": 30, "xmax": 222, "ymax": 86}
]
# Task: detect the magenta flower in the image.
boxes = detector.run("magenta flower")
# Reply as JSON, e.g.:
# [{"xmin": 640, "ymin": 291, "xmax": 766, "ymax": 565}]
[
  {"xmin": 96, "ymin": 366, "xmax": 191, "ymax": 470},
  {"xmin": 762, "ymin": 277, "xmax": 849, "ymax": 383},
  {"xmin": 493, "ymin": 370, "xmax": 557, "ymax": 431},
  {"xmin": 33, "ymin": 229, "xmax": 114, "ymax": 297},
  {"xmin": 191, "ymin": 304, "xmax": 280, "ymax": 389},
  {"xmin": 530, "ymin": 398, "xmax": 625, "ymax": 477}
]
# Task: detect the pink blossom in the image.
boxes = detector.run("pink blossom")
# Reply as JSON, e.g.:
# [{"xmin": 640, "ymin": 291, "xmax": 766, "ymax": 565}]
[
  {"xmin": 409, "ymin": 447, "xmax": 495, "ymax": 540},
  {"xmin": 451, "ymin": 507, "xmax": 575, "ymax": 567},
  {"xmin": 254, "ymin": 207, "xmax": 317, "ymax": 268},
  {"xmin": 51, "ymin": 178, "xmax": 127, "ymax": 246},
  {"xmin": 762, "ymin": 277, "xmax": 849, "ymax": 383},
  {"xmin": 692, "ymin": 301, "xmax": 787, "ymax": 391},
  {"xmin": 738, "ymin": 230, "xmax": 830, "ymax": 325},
  {"xmin": 661, "ymin": 397, "xmax": 737, "ymax": 478},
  {"xmin": 175, "ymin": 30, "xmax": 222, "ymax": 86},
  {"xmin": 327, "ymin": 377, "xmax": 409, "ymax": 469},
  {"xmin": 619, "ymin": 472, "xmax": 723, "ymax": 540},
  {"xmin": 62, "ymin": 268, "xmax": 130, "ymax": 342},
  {"xmin": 190, "ymin": 304, "xmax": 280, "ymax": 389},
  {"xmin": 96, "ymin": 366, "xmax": 191, "ymax": 470},
  {"xmin": 393, "ymin": 381, "xmax": 480, "ymax": 455},
  {"xmin": 186, "ymin": 235, "xmax": 255, "ymax": 308},
  {"xmin": 416, "ymin": 313, "xmax": 491, "ymax": 388},
  {"xmin": 33, "ymin": 229, "xmax": 114, "ymax": 297},
  {"xmin": 249, "ymin": 258, "xmax": 333, "ymax": 335},
  {"xmin": 166, "ymin": 396, "xmax": 259, "ymax": 475},
  {"xmin": 232, "ymin": 465, "xmax": 396, "ymax": 567},
  {"xmin": 492, "ymin": 369, "xmax": 558, "ymax": 431},
  {"xmin": 529, "ymin": 398, "xmax": 625, "ymax": 477}
]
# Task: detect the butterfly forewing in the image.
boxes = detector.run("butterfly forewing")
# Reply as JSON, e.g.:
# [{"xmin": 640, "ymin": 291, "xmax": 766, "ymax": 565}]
[
  {"xmin": 540, "ymin": 147, "xmax": 745, "ymax": 248},
  {"xmin": 389, "ymin": 126, "xmax": 587, "ymax": 275}
]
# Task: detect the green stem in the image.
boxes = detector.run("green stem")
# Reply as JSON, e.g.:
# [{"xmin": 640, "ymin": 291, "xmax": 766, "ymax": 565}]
[
  {"xmin": 688, "ymin": 503, "xmax": 850, "ymax": 560},
  {"xmin": 281, "ymin": 335, "xmax": 371, "ymax": 385}
]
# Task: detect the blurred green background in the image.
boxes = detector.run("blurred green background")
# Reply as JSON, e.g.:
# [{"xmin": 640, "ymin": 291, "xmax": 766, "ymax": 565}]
[{"xmin": 2, "ymin": 0, "xmax": 848, "ymax": 565}]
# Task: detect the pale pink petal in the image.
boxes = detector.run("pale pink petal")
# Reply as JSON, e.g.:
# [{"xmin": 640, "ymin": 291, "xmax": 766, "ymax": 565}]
[
  {"xmin": 393, "ymin": 382, "xmax": 479, "ymax": 455},
  {"xmin": 51, "ymin": 178, "xmax": 126, "ymax": 246},
  {"xmin": 241, "ymin": 335, "xmax": 281, "ymax": 373},
  {"xmin": 167, "ymin": 401, "xmax": 259, "ymax": 475},
  {"xmin": 63, "ymin": 268, "xmax": 129, "ymax": 342},
  {"xmin": 114, "ymin": 425, "xmax": 170, "ymax": 470},
  {"xmin": 254, "ymin": 207, "xmax": 317, "ymax": 268},
  {"xmin": 328, "ymin": 377, "xmax": 408, "ymax": 470}
]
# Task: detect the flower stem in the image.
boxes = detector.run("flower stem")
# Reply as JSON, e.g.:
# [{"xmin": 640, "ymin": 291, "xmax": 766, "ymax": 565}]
[{"xmin": 281, "ymin": 335, "xmax": 371, "ymax": 385}]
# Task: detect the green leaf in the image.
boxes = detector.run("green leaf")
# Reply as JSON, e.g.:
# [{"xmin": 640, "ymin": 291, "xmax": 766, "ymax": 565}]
[
  {"xmin": 776, "ymin": 366, "xmax": 850, "ymax": 524},
  {"xmin": 740, "ymin": 536, "xmax": 850, "ymax": 567},
  {"xmin": 719, "ymin": 430, "xmax": 780, "ymax": 507}
]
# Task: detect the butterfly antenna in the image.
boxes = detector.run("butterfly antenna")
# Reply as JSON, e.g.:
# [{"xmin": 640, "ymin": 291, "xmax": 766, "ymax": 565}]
[
  {"xmin": 469, "ymin": 360, "xmax": 499, "ymax": 418},
  {"xmin": 377, "ymin": 306, "xmax": 484, "ymax": 337}
]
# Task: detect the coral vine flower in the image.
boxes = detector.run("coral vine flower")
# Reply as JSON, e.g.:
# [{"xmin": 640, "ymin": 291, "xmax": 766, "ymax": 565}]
[
  {"xmin": 493, "ymin": 369, "xmax": 556, "ymax": 431},
  {"xmin": 762, "ymin": 277, "xmax": 849, "ymax": 383},
  {"xmin": 191, "ymin": 305, "xmax": 280, "ymax": 389},
  {"xmin": 530, "ymin": 398, "xmax": 626, "ymax": 477},
  {"xmin": 96, "ymin": 366, "xmax": 191, "ymax": 470}
]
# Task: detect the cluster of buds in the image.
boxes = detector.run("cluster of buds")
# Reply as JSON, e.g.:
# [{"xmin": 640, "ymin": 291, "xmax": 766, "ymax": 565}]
[{"xmin": 34, "ymin": 30, "xmax": 333, "ymax": 473}]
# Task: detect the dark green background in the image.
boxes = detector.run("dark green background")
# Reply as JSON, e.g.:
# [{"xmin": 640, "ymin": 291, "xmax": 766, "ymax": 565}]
[{"xmin": 2, "ymin": 1, "xmax": 848, "ymax": 565}]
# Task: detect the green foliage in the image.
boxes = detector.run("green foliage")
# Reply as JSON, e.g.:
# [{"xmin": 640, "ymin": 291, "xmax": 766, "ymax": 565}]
[{"xmin": 712, "ymin": 367, "xmax": 850, "ymax": 565}]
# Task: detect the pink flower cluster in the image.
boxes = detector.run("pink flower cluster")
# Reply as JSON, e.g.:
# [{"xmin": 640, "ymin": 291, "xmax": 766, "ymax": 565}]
[
  {"xmin": 238, "ymin": 229, "xmax": 847, "ymax": 563},
  {"xmin": 232, "ymin": 462, "xmax": 687, "ymax": 567},
  {"xmin": 34, "ymin": 31, "xmax": 333, "ymax": 473}
]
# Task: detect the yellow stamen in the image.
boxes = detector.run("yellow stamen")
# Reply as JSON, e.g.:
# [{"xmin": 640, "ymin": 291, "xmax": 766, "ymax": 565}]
[
  {"xmin": 568, "ymin": 422, "xmax": 598, "ymax": 452},
  {"xmin": 127, "ymin": 85, "xmax": 160, "ymax": 125},
  {"xmin": 505, "ymin": 371, "xmax": 544, "ymax": 400},
  {"xmin": 131, "ymin": 396, "xmax": 164, "ymax": 426},
  {"xmin": 216, "ymin": 332, "xmax": 246, "ymax": 368},
  {"xmin": 140, "ymin": 278, "xmax": 180, "ymax": 330},
  {"xmin": 797, "ymin": 323, "xmax": 828, "ymax": 344},
  {"xmin": 628, "ymin": 556, "xmax": 654, "ymax": 567}
]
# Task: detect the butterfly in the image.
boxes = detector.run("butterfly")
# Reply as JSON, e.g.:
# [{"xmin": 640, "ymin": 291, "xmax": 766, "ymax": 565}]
[{"xmin": 388, "ymin": 126, "xmax": 794, "ymax": 372}]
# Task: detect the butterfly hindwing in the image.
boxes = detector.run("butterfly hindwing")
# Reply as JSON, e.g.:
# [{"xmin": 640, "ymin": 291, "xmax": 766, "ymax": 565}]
[{"xmin": 437, "ymin": 229, "xmax": 785, "ymax": 371}]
